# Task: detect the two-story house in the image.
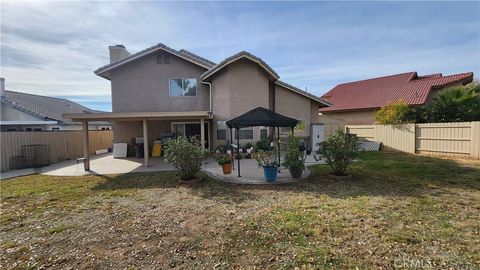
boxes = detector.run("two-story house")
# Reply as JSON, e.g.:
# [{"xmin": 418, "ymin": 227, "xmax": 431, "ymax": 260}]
[{"xmin": 66, "ymin": 43, "xmax": 329, "ymax": 169}]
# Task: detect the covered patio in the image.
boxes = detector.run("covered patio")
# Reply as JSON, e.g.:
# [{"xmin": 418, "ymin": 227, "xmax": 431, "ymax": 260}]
[{"xmin": 64, "ymin": 111, "xmax": 213, "ymax": 171}]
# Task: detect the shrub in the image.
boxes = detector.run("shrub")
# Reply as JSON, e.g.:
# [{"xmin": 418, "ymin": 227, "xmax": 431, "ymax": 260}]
[
  {"xmin": 256, "ymin": 137, "xmax": 271, "ymax": 151},
  {"xmin": 422, "ymin": 82, "xmax": 480, "ymax": 123},
  {"xmin": 282, "ymin": 135, "xmax": 305, "ymax": 171},
  {"xmin": 252, "ymin": 150, "xmax": 279, "ymax": 168},
  {"xmin": 375, "ymin": 99, "xmax": 413, "ymax": 125},
  {"xmin": 164, "ymin": 136, "xmax": 207, "ymax": 180},
  {"xmin": 315, "ymin": 130, "xmax": 359, "ymax": 176}
]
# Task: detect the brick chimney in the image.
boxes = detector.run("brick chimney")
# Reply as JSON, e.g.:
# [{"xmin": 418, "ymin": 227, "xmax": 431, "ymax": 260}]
[
  {"xmin": 0, "ymin": 78, "xmax": 5, "ymax": 97},
  {"xmin": 108, "ymin": 45, "xmax": 130, "ymax": 63}
]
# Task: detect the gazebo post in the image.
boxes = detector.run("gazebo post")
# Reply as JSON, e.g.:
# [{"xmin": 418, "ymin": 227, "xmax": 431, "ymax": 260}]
[
  {"xmin": 230, "ymin": 127, "xmax": 234, "ymax": 170},
  {"xmin": 236, "ymin": 128, "xmax": 241, "ymax": 177},
  {"xmin": 277, "ymin": 126, "xmax": 281, "ymax": 172}
]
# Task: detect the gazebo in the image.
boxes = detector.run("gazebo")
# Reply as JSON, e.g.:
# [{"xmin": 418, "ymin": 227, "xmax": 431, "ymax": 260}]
[{"xmin": 226, "ymin": 107, "xmax": 299, "ymax": 177}]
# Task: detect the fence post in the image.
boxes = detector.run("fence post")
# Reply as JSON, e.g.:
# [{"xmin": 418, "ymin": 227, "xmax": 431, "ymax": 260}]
[{"xmin": 471, "ymin": 121, "xmax": 480, "ymax": 159}]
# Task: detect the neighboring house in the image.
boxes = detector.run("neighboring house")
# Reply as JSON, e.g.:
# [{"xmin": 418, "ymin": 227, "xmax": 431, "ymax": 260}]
[
  {"xmin": 0, "ymin": 78, "xmax": 111, "ymax": 131},
  {"xmin": 319, "ymin": 71, "xmax": 474, "ymax": 124},
  {"xmin": 65, "ymin": 43, "xmax": 329, "ymax": 160}
]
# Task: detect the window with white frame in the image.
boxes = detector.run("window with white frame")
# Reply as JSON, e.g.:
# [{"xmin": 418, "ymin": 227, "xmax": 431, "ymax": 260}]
[
  {"xmin": 169, "ymin": 78, "xmax": 197, "ymax": 97},
  {"xmin": 235, "ymin": 127, "xmax": 253, "ymax": 140},
  {"xmin": 217, "ymin": 121, "xmax": 226, "ymax": 140}
]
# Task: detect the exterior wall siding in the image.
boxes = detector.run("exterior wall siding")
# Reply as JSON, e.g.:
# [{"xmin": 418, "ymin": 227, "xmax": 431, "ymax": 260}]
[
  {"xmin": 211, "ymin": 59, "xmax": 270, "ymax": 148},
  {"xmin": 321, "ymin": 110, "xmax": 377, "ymax": 125},
  {"xmin": 110, "ymin": 51, "xmax": 210, "ymax": 113}
]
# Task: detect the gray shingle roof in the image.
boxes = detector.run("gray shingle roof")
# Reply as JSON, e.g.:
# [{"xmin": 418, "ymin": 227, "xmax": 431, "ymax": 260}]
[
  {"xmin": 200, "ymin": 51, "xmax": 280, "ymax": 81},
  {"xmin": 1, "ymin": 90, "xmax": 100, "ymax": 124},
  {"xmin": 275, "ymin": 80, "xmax": 331, "ymax": 107},
  {"xmin": 94, "ymin": 43, "xmax": 215, "ymax": 77}
]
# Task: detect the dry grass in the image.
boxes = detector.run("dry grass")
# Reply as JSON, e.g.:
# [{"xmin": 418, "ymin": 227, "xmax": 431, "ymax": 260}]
[{"xmin": 1, "ymin": 152, "xmax": 479, "ymax": 269}]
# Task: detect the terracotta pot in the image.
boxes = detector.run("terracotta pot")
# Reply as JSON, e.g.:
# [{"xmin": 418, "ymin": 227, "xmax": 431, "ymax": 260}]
[{"xmin": 222, "ymin": 163, "xmax": 233, "ymax": 174}]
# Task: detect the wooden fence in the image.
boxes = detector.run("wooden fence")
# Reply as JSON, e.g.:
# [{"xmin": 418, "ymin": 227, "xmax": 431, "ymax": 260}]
[
  {"xmin": 0, "ymin": 130, "xmax": 113, "ymax": 172},
  {"xmin": 345, "ymin": 122, "xmax": 480, "ymax": 159}
]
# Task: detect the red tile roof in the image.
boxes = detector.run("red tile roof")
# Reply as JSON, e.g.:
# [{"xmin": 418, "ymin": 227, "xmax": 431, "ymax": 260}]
[{"xmin": 319, "ymin": 71, "xmax": 474, "ymax": 112}]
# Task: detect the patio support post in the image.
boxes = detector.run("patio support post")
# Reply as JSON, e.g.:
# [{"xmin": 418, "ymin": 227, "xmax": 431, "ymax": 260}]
[
  {"xmin": 277, "ymin": 126, "xmax": 281, "ymax": 172},
  {"xmin": 236, "ymin": 128, "xmax": 241, "ymax": 177},
  {"xmin": 143, "ymin": 118, "xmax": 149, "ymax": 167},
  {"xmin": 82, "ymin": 120, "xmax": 90, "ymax": 171},
  {"xmin": 230, "ymin": 128, "xmax": 234, "ymax": 170},
  {"xmin": 200, "ymin": 117, "xmax": 205, "ymax": 147}
]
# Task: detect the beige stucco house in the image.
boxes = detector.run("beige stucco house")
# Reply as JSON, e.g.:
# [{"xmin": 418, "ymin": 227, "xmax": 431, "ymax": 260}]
[{"xmin": 66, "ymin": 43, "xmax": 329, "ymax": 169}]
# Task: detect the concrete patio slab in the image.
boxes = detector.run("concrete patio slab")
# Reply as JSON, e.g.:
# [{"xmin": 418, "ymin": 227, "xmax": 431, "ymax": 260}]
[
  {"xmin": 202, "ymin": 154, "xmax": 324, "ymax": 185},
  {"xmin": 40, "ymin": 153, "xmax": 175, "ymax": 176},
  {"xmin": 3, "ymin": 152, "xmax": 325, "ymax": 185}
]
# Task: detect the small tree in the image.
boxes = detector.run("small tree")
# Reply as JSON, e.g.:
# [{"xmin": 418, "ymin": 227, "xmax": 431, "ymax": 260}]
[
  {"xmin": 315, "ymin": 130, "xmax": 359, "ymax": 176},
  {"xmin": 163, "ymin": 136, "xmax": 207, "ymax": 180},
  {"xmin": 422, "ymin": 82, "xmax": 480, "ymax": 123},
  {"xmin": 375, "ymin": 99, "xmax": 413, "ymax": 125}
]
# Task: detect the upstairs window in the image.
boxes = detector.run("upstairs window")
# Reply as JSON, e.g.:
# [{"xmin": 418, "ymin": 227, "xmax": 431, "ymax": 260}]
[{"xmin": 169, "ymin": 78, "xmax": 197, "ymax": 97}]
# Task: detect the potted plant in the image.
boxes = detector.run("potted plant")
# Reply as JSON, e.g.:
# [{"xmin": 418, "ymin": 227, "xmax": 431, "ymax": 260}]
[
  {"xmin": 245, "ymin": 142, "xmax": 253, "ymax": 154},
  {"xmin": 252, "ymin": 150, "xmax": 279, "ymax": 182},
  {"xmin": 164, "ymin": 136, "xmax": 207, "ymax": 182},
  {"xmin": 283, "ymin": 135, "xmax": 306, "ymax": 178},
  {"xmin": 217, "ymin": 156, "xmax": 232, "ymax": 174}
]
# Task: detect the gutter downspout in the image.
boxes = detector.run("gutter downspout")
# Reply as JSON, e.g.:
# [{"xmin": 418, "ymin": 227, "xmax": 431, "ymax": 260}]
[{"xmin": 201, "ymin": 80, "xmax": 213, "ymax": 114}]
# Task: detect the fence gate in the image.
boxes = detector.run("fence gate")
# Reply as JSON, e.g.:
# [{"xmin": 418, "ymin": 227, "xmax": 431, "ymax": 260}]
[{"xmin": 311, "ymin": 124, "xmax": 325, "ymax": 151}]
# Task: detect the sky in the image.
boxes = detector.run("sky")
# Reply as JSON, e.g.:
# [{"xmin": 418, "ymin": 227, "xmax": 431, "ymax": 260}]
[{"xmin": 1, "ymin": 1, "xmax": 479, "ymax": 112}]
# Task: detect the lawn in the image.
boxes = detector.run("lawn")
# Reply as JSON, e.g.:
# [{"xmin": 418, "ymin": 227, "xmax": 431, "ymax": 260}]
[{"xmin": 1, "ymin": 152, "xmax": 479, "ymax": 269}]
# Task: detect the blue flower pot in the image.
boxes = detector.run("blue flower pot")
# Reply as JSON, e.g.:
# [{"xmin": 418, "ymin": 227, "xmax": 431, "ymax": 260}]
[{"xmin": 263, "ymin": 166, "xmax": 278, "ymax": 182}]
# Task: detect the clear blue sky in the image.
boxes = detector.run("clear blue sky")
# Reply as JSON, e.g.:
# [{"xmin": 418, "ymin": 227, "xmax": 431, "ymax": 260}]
[{"xmin": 1, "ymin": 1, "xmax": 479, "ymax": 112}]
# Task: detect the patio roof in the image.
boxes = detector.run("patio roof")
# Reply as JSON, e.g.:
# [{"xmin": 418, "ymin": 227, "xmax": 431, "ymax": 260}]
[{"xmin": 63, "ymin": 111, "xmax": 213, "ymax": 121}]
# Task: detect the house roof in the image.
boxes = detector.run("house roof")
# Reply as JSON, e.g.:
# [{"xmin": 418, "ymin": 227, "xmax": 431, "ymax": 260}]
[
  {"xmin": 200, "ymin": 51, "xmax": 280, "ymax": 81},
  {"xmin": 319, "ymin": 71, "xmax": 474, "ymax": 113},
  {"xmin": 275, "ymin": 80, "xmax": 330, "ymax": 107},
  {"xmin": 94, "ymin": 43, "xmax": 215, "ymax": 79},
  {"xmin": 1, "ymin": 90, "xmax": 102, "ymax": 124},
  {"xmin": 94, "ymin": 43, "xmax": 326, "ymax": 105}
]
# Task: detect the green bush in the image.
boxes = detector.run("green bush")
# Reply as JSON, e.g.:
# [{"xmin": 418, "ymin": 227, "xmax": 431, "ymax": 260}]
[
  {"xmin": 164, "ymin": 136, "xmax": 207, "ymax": 180},
  {"xmin": 256, "ymin": 137, "xmax": 271, "ymax": 151},
  {"xmin": 282, "ymin": 135, "xmax": 305, "ymax": 171},
  {"xmin": 315, "ymin": 130, "xmax": 359, "ymax": 176}
]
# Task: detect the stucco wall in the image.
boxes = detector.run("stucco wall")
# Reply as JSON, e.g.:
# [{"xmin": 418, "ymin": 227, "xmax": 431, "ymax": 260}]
[
  {"xmin": 275, "ymin": 84, "xmax": 312, "ymax": 138},
  {"xmin": 211, "ymin": 59, "xmax": 270, "ymax": 147},
  {"xmin": 321, "ymin": 110, "xmax": 377, "ymax": 125},
  {"xmin": 110, "ymin": 51, "xmax": 210, "ymax": 113},
  {"xmin": 1, "ymin": 105, "xmax": 42, "ymax": 121}
]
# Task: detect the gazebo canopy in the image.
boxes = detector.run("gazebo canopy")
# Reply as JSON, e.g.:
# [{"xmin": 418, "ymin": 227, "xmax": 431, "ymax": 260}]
[{"xmin": 226, "ymin": 107, "xmax": 299, "ymax": 130}]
